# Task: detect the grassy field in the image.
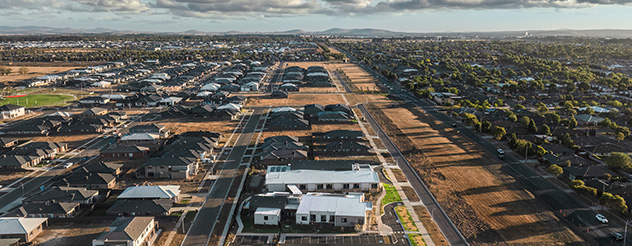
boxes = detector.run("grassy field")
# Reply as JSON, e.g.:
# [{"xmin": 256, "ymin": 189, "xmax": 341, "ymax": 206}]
[
  {"xmin": 0, "ymin": 94, "xmax": 75, "ymax": 107},
  {"xmin": 381, "ymin": 183, "xmax": 402, "ymax": 207},
  {"xmin": 374, "ymin": 104, "xmax": 583, "ymax": 244},
  {"xmin": 395, "ymin": 205, "xmax": 418, "ymax": 232}
]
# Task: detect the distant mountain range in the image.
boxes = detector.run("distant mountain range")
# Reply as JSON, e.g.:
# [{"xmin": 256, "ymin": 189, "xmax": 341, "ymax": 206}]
[{"xmin": 1, "ymin": 25, "xmax": 632, "ymax": 38}]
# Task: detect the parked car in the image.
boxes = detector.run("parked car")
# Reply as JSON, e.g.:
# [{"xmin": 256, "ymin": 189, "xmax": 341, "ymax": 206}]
[
  {"xmin": 63, "ymin": 162, "xmax": 74, "ymax": 168},
  {"xmin": 610, "ymin": 232, "xmax": 623, "ymax": 241},
  {"xmin": 452, "ymin": 122, "xmax": 457, "ymax": 127},
  {"xmin": 596, "ymin": 214, "xmax": 608, "ymax": 224}
]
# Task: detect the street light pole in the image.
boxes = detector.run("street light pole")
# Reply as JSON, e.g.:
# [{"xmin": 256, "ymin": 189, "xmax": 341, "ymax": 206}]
[{"xmin": 625, "ymin": 220, "xmax": 629, "ymax": 246}]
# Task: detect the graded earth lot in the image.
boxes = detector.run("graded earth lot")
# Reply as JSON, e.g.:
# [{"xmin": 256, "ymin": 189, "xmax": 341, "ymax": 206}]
[
  {"xmin": 372, "ymin": 104, "xmax": 584, "ymax": 245},
  {"xmin": 245, "ymin": 93, "xmax": 346, "ymax": 107},
  {"xmin": 329, "ymin": 63, "xmax": 382, "ymax": 92},
  {"xmin": 0, "ymin": 66, "xmax": 81, "ymax": 83}
]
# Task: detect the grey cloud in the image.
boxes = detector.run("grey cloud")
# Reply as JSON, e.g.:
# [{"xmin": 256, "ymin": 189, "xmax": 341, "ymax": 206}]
[{"xmin": 71, "ymin": 0, "xmax": 149, "ymax": 12}]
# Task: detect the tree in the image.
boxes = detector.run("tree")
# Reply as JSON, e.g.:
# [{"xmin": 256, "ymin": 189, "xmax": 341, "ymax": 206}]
[
  {"xmin": 616, "ymin": 132, "xmax": 626, "ymax": 142},
  {"xmin": 540, "ymin": 124, "xmax": 551, "ymax": 136},
  {"xmin": 561, "ymin": 133, "xmax": 574, "ymax": 147},
  {"xmin": 17, "ymin": 67, "xmax": 28, "ymax": 75},
  {"xmin": 492, "ymin": 126, "xmax": 506, "ymax": 141},
  {"xmin": 514, "ymin": 104, "xmax": 526, "ymax": 110},
  {"xmin": 535, "ymin": 145, "xmax": 547, "ymax": 156},
  {"xmin": 545, "ymin": 112, "xmax": 561, "ymax": 124},
  {"xmin": 520, "ymin": 116, "xmax": 531, "ymax": 126},
  {"xmin": 568, "ymin": 117, "xmax": 577, "ymax": 129},
  {"xmin": 509, "ymin": 133, "xmax": 518, "ymax": 147},
  {"xmin": 606, "ymin": 152, "xmax": 632, "ymax": 171},
  {"xmin": 481, "ymin": 120, "xmax": 492, "ymax": 132},
  {"xmin": 528, "ymin": 119, "xmax": 538, "ymax": 133},
  {"xmin": 546, "ymin": 164, "xmax": 563, "ymax": 177},
  {"xmin": 569, "ymin": 180, "xmax": 584, "ymax": 189}
]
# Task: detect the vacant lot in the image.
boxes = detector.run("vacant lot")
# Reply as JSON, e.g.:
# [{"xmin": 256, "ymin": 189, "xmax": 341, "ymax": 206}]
[
  {"xmin": 0, "ymin": 170, "xmax": 32, "ymax": 187},
  {"xmin": 283, "ymin": 61, "xmax": 327, "ymax": 69},
  {"xmin": 395, "ymin": 205, "xmax": 418, "ymax": 232},
  {"xmin": 329, "ymin": 63, "xmax": 381, "ymax": 92},
  {"xmin": 246, "ymin": 93, "xmax": 346, "ymax": 107},
  {"xmin": 0, "ymin": 94, "xmax": 75, "ymax": 108},
  {"xmin": 0, "ymin": 66, "xmax": 81, "ymax": 83},
  {"xmin": 391, "ymin": 168, "xmax": 407, "ymax": 182},
  {"xmin": 413, "ymin": 206, "xmax": 450, "ymax": 246},
  {"xmin": 402, "ymin": 186, "xmax": 420, "ymax": 202},
  {"xmin": 298, "ymin": 87, "xmax": 340, "ymax": 93},
  {"xmin": 373, "ymin": 104, "xmax": 583, "ymax": 245},
  {"xmin": 33, "ymin": 221, "xmax": 111, "ymax": 246},
  {"xmin": 155, "ymin": 118, "xmax": 238, "ymax": 136}
]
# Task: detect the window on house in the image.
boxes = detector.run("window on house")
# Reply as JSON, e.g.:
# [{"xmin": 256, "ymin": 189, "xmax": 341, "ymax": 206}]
[
  {"xmin": 371, "ymin": 183, "xmax": 378, "ymax": 189},
  {"xmin": 311, "ymin": 215, "xmax": 316, "ymax": 221},
  {"xmin": 317, "ymin": 184, "xmax": 324, "ymax": 189},
  {"xmin": 341, "ymin": 218, "xmax": 347, "ymax": 223},
  {"xmin": 321, "ymin": 215, "xmax": 327, "ymax": 222},
  {"xmin": 299, "ymin": 184, "xmax": 306, "ymax": 189},
  {"xmin": 326, "ymin": 184, "xmax": 333, "ymax": 189},
  {"xmin": 302, "ymin": 216, "xmax": 307, "ymax": 221},
  {"xmin": 343, "ymin": 184, "xmax": 350, "ymax": 189},
  {"xmin": 264, "ymin": 216, "xmax": 268, "ymax": 221},
  {"xmin": 353, "ymin": 184, "xmax": 360, "ymax": 189}
]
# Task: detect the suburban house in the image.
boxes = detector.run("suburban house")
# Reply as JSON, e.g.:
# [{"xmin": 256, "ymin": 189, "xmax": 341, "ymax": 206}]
[
  {"xmin": 92, "ymin": 217, "xmax": 158, "ymax": 246},
  {"xmin": 5, "ymin": 202, "xmax": 80, "ymax": 218},
  {"xmin": 137, "ymin": 157, "xmax": 199, "ymax": 179},
  {"xmin": 0, "ymin": 104, "xmax": 25, "ymax": 119},
  {"xmin": 119, "ymin": 133, "xmax": 161, "ymax": 144},
  {"xmin": 60, "ymin": 172, "xmax": 116, "ymax": 190},
  {"xmin": 249, "ymin": 192, "xmax": 301, "ymax": 226},
  {"xmin": 320, "ymin": 130, "xmax": 364, "ymax": 141},
  {"xmin": 0, "ymin": 218, "xmax": 47, "ymax": 243},
  {"xmin": 563, "ymin": 166, "xmax": 616, "ymax": 181},
  {"xmin": 106, "ymin": 199, "xmax": 172, "ymax": 216},
  {"xmin": 265, "ymin": 164, "xmax": 379, "ymax": 192},
  {"xmin": 129, "ymin": 124, "xmax": 170, "ymax": 138},
  {"xmin": 79, "ymin": 96, "xmax": 110, "ymax": 106},
  {"xmin": 295, "ymin": 193, "xmax": 370, "ymax": 227},
  {"xmin": 100, "ymin": 145, "xmax": 150, "ymax": 159},
  {"xmin": 23, "ymin": 186, "xmax": 99, "ymax": 205},
  {"xmin": 0, "ymin": 141, "xmax": 68, "ymax": 168},
  {"xmin": 80, "ymin": 107, "xmax": 109, "ymax": 117},
  {"xmin": 0, "ymin": 137, "xmax": 17, "ymax": 148},
  {"xmin": 118, "ymin": 185, "xmax": 181, "ymax": 203},
  {"xmin": 302, "ymin": 104, "xmax": 324, "ymax": 120},
  {"xmin": 316, "ymin": 111, "xmax": 353, "ymax": 122}
]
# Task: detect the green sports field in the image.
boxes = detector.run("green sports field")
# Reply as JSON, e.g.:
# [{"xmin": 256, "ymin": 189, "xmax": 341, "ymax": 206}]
[{"xmin": 0, "ymin": 94, "xmax": 75, "ymax": 108}]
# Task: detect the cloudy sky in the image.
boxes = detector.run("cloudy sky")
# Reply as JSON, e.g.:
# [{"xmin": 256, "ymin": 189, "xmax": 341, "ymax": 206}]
[{"xmin": 0, "ymin": 0, "xmax": 631, "ymax": 32}]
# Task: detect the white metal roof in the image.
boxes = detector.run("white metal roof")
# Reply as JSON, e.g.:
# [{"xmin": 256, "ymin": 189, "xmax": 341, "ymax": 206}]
[
  {"xmin": 118, "ymin": 185, "xmax": 180, "ymax": 200},
  {"xmin": 255, "ymin": 207, "xmax": 281, "ymax": 216},
  {"xmin": 296, "ymin": 193, "xmax": 366, "ymax": 217},
  {"xmin": 265, "ymin": 169, "xmax": 378, "ymax": 186},
  {"xmin": 0, "ymin": 218, "xmax": 47, "ymax": 235},
  {"xmin": 120, "ymin": 133, "xmax": 160, "ymax": 141}
]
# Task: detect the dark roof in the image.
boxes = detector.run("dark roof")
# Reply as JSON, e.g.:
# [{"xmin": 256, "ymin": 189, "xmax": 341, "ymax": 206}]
[
  {"xmin": 263, "ymin": 136, "xmax": 299, "ymax": 144},
  {"xmin": 99, "ymin": 217, "xmax": 155, "ymax": 242},
  {"xmin": 563, "ymin": 166, "xmax": 615, "ymax": 179},
  {"xmin": 0, "ymin": 137, "xmax": 17, "ymax": 146},
  {"xmin": 325, "ymin": 141, "xmax": 371, "ymax": 151},
  {"xmin": 270, "ymin": 90, "xmax": 289, "ymax": 98},
  {"xmin": 259, "ymin": 149, "xmax": 307, "ymax": 161},
  {"xmin": 289, "ymin": 160, "xmax": 355, "ymax": 171},
  {"xmin": 250, "ymin": 194, "xmax": 289, "ymax": 210},
  {"xmin": 142, "ymin": 157, "xmax": 197, "ymax": 167},
  {"xmin": 62, "ymin": 172, "xmax": 115, "ymax": 186},
  {"xmin": 101, "ymin": 145, "xmax": 150, "ymax": 154},
  {"xmin": 107, "ymin": 199, "xmax": 171, "ymax": 215},
  {"xmin": 323, "ymin": 130, "xmax": 364, "ymax": 139},
  {"xmin": 23, "ymin": 186, "xmax": 98, "ymax": 204},
  {"xmin": 129, "ymin": 123, "xmax": 165, "ymax": 132},
  {"xmin": 0, "ymin": 104, "xmax": 24, "ymax": 111},
  {"xmin": 74, "ymin": 162, "xmax": 122, "ymax": 175},
  {"xmin": 6, "ymin": 202, "xmax": 79, "ymax": 217}
]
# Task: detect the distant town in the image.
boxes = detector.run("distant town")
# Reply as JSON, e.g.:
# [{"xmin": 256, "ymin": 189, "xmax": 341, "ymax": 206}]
[{"xmin": 0, "ymin": 34, "xmax": 631, "ymax": 246}]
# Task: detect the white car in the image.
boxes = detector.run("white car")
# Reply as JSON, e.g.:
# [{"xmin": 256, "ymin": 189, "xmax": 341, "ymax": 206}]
[
  {"xmin": 497, "ymin": 149, "xmax": 505, "ymax": 155},
  {"xmin": 63, "ymin": 163, "xmax": 74, "ymax": 168},
  {"xmin": 595, "ymin": 214, "xmax": 608, "ymax": 224}
]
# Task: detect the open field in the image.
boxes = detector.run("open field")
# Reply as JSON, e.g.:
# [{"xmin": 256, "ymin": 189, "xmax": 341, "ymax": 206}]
[
  {"xmin": 245, "ymin": 94, "xmax": 346, "ymax": 107},
  {"xmin": 395, "ymin": 205, "xmax": 418, "ymax": 232},
  {"xmin": 33, "ymin": 221, "xmax": 111, "ymax": 246},
  {"xmin": 329, "ymin": 63, "xmax": 382, "ymax": 92},
  {"xmin": 311, "ymin": 122, "xmax": 362, "ymax": 133},
  {"xmin": 155, "ymin": 118, "xmax": 239, "ymax": 136},
  {"xmin": 381, "ymin": 184, "xmax": 402, "ymax": 208},
  {"xmin": 283, "ymin": 61, "xmax": 327, "ymax": 69},
  {"xmin": 0, "ymin": 66, "xmax": 81, "ymax": 83},
  {"xmin": 0, "ymin": 94, "xmax": 75, "ymax": 108},
  {"xmin": 413, "ymin": 206, "xmax": 450, "ymax": 246},
  {"xmin": 0, "ymin": 170, "xmax": 32, "ymax": 186},
  {"xmin": 402, "ymin": 186, "xmax": 420, "ymax": 202},
  {"xmin": 373, "ymin": 104, "xmax": 583, "ymax": 245},
  {"xmin": 391, "ymin": 168, "xmax": 407, "ymax": 182}
]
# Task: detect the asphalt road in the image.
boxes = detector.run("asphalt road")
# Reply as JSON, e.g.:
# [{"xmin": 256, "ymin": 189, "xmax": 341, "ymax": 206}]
[{"xmin": 182, "ymin": 110, "xmax": 263, "ymax": 246}]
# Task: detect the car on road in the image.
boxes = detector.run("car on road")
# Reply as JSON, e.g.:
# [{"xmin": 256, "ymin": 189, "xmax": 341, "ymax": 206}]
[
  {"xmin": 452, "ymin": 122, "xmax": 457, "ymax": 127},
  {"xmin": 63, "ymin": 162, "xmax": 74, "ymax": 168},
  {"xmin": 596, "ymin": 214, "xmax": 608, "ymax": 223},
  {"xmin": 610, "ymin": 232, "xmax": 623, "ymax": 241},
  {"xmin": 497, "ymin": 149, "xmax": 505, "ymax": 159}
]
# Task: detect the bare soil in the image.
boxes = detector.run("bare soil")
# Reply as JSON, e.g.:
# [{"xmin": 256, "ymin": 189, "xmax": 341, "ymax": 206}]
[
  {"xmin": 33, "ymin": 221, "xmax": 111, "ymax": 246},
  {"xmin": 0, "ymin": 66, "xmax": 81, "ymax": 83},
  {"xmin": 391, "ymin": 168, "xmax": 408, "ymax": 182},
  {"xmin": 245, "ymin": 93, "xmax": 346, "ymax": 107},
  {"xmin": 413, "ymin": 205, "xmax": 450, "ymax": 246},
  {"xmin": 402, "ymin": 186, "xmax": 420, "ymax": 202},
  {"xmin": 370, "ymin": 104, "xmax": 584, "ymax": 245}
]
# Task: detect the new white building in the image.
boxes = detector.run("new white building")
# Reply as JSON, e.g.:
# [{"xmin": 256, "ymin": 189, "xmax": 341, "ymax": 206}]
[
  {"xmin": 295, "ymin": 193, "xmax": 370, "ymax": 227},
  {"xmin": 265, "ymin": 165, "xmax": 379, "ymax": 192},
  {"xmin": 254, "ymin": 207, "xmax": 281, "ymax": 225}
]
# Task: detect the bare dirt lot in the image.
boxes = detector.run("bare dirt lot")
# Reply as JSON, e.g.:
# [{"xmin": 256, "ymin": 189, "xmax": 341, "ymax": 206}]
[
  {"xmin": 34, "ymin": 134, "xmax": 100, "ymax": 149},
  {"xmin": 413, "ymin": 205, "xmax": 450, "ymax": 246},
  {"xmin": 372, "ymin": 104, "xmax": 583, "ymax": 245},
  {"xmin": 0, "ymin": 170, "xmax": 32, "ymax": 187},
  {"xmin": 155, "ymin": 118, "xmax": 238, "ymax": 136},
  {"xmin": 329, "ymin": 63, "xmax": 382, "ymax": 92},
  {"xmin": 298, "ymin": 87, "xmax": 340, "ymax": 93},
  {"xmin": 245, "ymin": 94, "xmax": 346, "ymax": 107},
  {"xmin": 283, "ymin": 61, "xmax": 327, "ymax": 69},
  {"xmin": 0, "ymin": 66, "xmax": 81, "ymax": 83},
  {"xmin": 33, "ymin": 220, "xmax": 111, "ymax": 246}
]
